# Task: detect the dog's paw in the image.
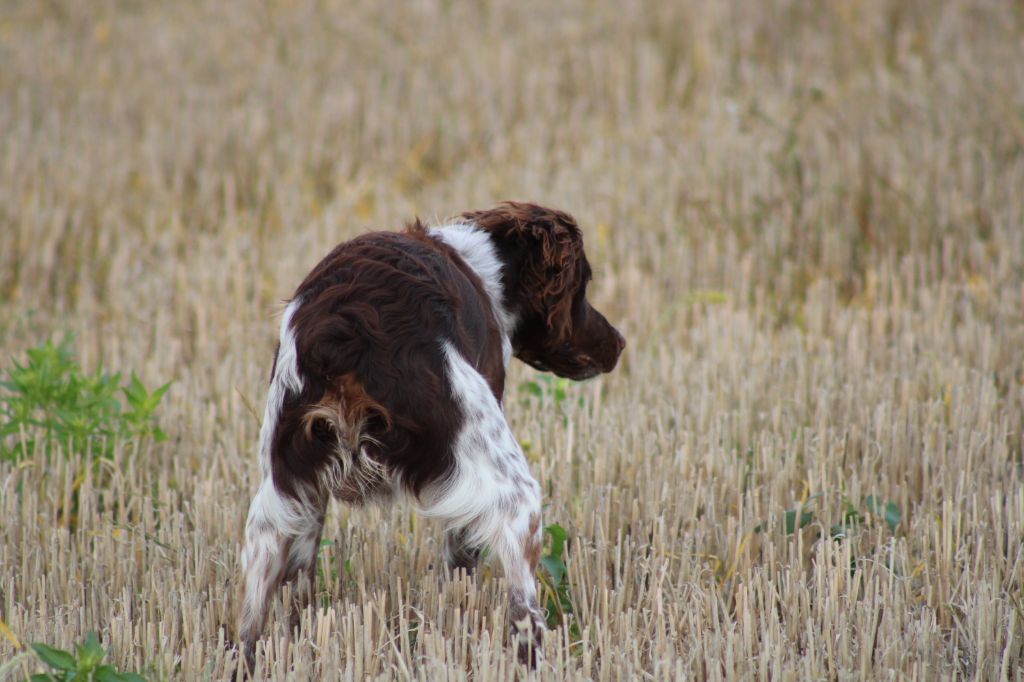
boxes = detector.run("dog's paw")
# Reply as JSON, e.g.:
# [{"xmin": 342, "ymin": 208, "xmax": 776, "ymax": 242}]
[{"xmin": 510, "ymin": 608, "xmax": 545, "ymax": 668}]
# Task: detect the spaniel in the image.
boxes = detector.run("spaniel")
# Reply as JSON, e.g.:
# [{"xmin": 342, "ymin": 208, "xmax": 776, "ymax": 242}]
[{"xmin": 238, "ymin": 202, "xmax": 625, "ymax": 669}]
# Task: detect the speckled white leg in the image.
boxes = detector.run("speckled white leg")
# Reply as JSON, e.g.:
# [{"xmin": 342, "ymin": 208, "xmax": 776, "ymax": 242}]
[{"xmin": 422, "ymin": 343, "xmax": 545, "ymax": 662}]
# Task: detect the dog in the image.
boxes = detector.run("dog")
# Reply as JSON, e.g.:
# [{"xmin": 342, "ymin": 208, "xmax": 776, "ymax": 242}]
[{"xmin": 238, "ymin": 202, "xmax": 625, "ymax": 669}]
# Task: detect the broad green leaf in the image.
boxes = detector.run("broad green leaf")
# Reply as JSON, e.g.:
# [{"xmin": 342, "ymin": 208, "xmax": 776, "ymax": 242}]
[
  {"xmin": 94, "ymin": 666, "xmax": 123, "ymax": 681},
  {"xmin": 30, "ymin": 643, "xmax": 77, "ymax": 671},
  {"xmin": 540, "ymin": 555, "xmax": 566, "ymax": 587},
  {"xmin": 95, "ymin": 665, "xmax": 146, "ymax": 682},
  {"xmin": 75, "ymin": 631, "xmax": 105, "ymax": 669},
  {"xmin": 544, "ymin": 523, "xmax": 568, "ymax": 558},
  {"xmin": 150, "ymin": 381, "xmax": 172, "ymax": 404},
  {"xmin": 866, "ymin": 496, "xmax": 901, "ymax": 532},
  {"xmin": 883, "ymin": 501, "xmax": 902, "ymax": 531},
  {"xmin": 783, "ymin": 508, "xmax": 814, "ymax": 535},
  {"xmin": 519, "ymin": 381, "xmax": 543, "ymax": 397}
]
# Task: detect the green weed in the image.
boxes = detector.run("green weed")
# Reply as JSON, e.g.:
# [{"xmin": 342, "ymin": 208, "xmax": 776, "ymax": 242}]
[
  {"xmin": 537, "ymin": 523, "xmax": 582, "ymax": 643},
  {"xmin": 754, "ymin": 493, "xmax": 902, "ymax": 538},
  {"xmin": 518, "ymin": 375, "xmax": 573, "ymax": 410},
  {"xmin": 29, "ymin": 631, "xmax": 145, "ymax": 682},
  {"xmin": 517, "ymin": 375, "xmax": 585, "ymax": 432},
  {"xmin": 755, "ymin": 493, "xmax": 820, "ymax": 535},
  {"xmin": 0, "ymin": 338, "xmax": 170, "ymax": 462},
  {"xmin": 830, "ymin": 494, "xmax": 902, "ymax": 539}
]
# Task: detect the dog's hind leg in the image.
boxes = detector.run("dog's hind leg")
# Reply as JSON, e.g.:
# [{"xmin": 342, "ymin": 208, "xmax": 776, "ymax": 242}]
[
  {"xmin": 238, "ymin": 298, "xmax": 330, "ymax": 670},
  {"xmin": 281, "ymin": 490, "xmax": 328, "ymax": 633},
  {"xmin": 238, "ymin": 475, "xmax": 327, "ymax": 670}
]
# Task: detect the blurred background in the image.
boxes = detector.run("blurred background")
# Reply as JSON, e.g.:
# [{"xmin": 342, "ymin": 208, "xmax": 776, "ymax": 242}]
[{"xmin": 1, "ymin": 0, "xmax": 1022, "ymax": 679}]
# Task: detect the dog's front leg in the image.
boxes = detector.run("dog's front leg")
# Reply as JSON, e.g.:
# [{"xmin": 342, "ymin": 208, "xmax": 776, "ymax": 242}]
[
  {"xmin": 435, "ymin": 343, "xmax": 547, "ymax": 665},
  {"xmin": 442, "ymin": 485, "xmax": 545, "ymax": 666},
  {"xmin": 496, "ymin": 501, "xmax": 546, "ymax": 667},
  {"xmin": 444, "ymin": 526, "xmax": 483, "ymax": 576}
]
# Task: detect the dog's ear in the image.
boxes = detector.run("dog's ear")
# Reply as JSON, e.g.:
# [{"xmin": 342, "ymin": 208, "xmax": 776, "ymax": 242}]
[
  {"xmin": 463, "ymin": 202, "xmax": 583, "ymax": 344},
  {"xmin": 518, "ymin": 219, "xmax": 579, "ymax": 344}
]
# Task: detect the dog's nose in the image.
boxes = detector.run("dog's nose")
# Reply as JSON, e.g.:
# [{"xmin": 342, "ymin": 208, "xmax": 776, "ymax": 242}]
[{"xmin": 613, "ymin": 328, "xmax": 626, "ymax": 354}]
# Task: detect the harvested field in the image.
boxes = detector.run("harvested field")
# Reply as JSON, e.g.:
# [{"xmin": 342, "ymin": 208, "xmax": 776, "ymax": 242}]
[{"xmin": 1, "ymin": 0, "xmax": 1023, "ymax": 679}]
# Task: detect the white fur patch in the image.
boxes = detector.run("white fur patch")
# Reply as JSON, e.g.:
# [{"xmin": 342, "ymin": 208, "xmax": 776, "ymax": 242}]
[
  {"xmin": 420, "ymin": 342, "xmax": 541, "ymax": 558},
  {"xmin": 246, "ymin": 297, "xmax": 324, "ymax": 540},
  {"xmin": 258, "ymin": 298, "xmax": 304, "ymax": 478},
  {"xmin": 429, "ymin": 223, "xmax": 517, "ymax": 365}
]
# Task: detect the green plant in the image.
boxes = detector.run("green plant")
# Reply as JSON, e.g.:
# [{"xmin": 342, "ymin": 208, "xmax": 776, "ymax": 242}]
[
  {"xmin": 537, "ymin": 523, "xmax": 581, "ymax": 642},
  {"xmin": 316, "ymin": 540, "xmax": 334, "ymax": 608},
  {"xmin": 866, "ymin": 495, "xmax": 902, "ymax": 532},
  {"xmin": 831, "ymin": 495, "xmax": 902, "ymax": 539},
  {"xmin": 0, "ymin": 338, "xmax": 170, "ymax": 462},
  {"xmin": 518, "ymin": 375, "xmax": 572, "ymax": 410},
  {"xmin": 517, "ymin": 375, "xmax": 586, "ymax": 430},
  {"xmin": 755, "ymin": 493, "xmax": 820, "ymax": 535},
  {"xmin": 752, "ymin": 492, "xmax": 902, "ymax": 539},
  {"xmin": 29, "ymin": 631, "xmax": 145, "ymax": 681},
  {"xmin": 316, "ymin": 539, "xmax": 357, "ymax": 607}
]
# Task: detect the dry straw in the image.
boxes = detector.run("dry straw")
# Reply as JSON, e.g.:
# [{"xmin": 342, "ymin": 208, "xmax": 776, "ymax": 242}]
[{"xmin": 1, "ymin": 0, "xmax": 1022, "ymax": 679}]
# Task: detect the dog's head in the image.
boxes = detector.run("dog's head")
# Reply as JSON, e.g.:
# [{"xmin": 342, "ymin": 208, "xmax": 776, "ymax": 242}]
[{"xmin": 462, "ymin": 202, "xmax": 625, "ymax": 380}]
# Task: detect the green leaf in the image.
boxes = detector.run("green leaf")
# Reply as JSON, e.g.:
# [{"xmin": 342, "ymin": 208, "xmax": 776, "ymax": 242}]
[
  {"xmin": 30, "ymin": 674, "xmax": 57, "ymax": 682},
  {"xmin": 95, "ymin": 665, "xmax": 146, "ymax": 682},
  {"xmin": 150, "ymin": 381, "xmax": 171, "ymax": 405},
  {"xmin": 540, "ymin": 555, "xmax": 566, "ymax": 587},
  {"xmin": 519, "ymin": 381, "xmax": 543, "ymax": 397},
  {"xmin": 128, "ymin": 373, "xmax": 146, "ymax": 400},
  {"xmin": 883, "ymin": 501, "xmax": 902, "ymax": 532},
  {"xmin": 94, "ymin": 666, "xmax": 123, "ymax": 681},
  {"xmin": 831, "ymin": 502, "xmax": 865, "ymax": 539},
  {"xmin": 30, "ymin": 643, "xmax": 77, "ymax": 671},
  {"xmin": 866, "ymin": 496, "xmax": 901, "ymax": 532},
  {"xmin": 783, "ymin": 508, "xmax": 814, "ymax": 535},
  {"xmin": 536, "ymin": 520, "xmax": 577, "ymax": 626},
  {"xmin": 539, "ymin": 523, "xmax": 575, "ymax": 629},
  {"xmin": 544, "ymin": 523, "xmax": 567, "ymax": 559},
  {"xmin": 75, "ymin": 631, "xmax": 105, "ymax": 669}
]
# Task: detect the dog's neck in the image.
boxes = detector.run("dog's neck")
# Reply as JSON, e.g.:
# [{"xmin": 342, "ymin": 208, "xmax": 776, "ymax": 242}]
[{"xmin": 429, "ymin": 223, "xmax": 517, "ymax": 365}]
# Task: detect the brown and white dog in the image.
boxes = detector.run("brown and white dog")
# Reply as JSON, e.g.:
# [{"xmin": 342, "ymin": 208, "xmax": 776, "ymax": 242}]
[{"xmin": 238, "ymin": 202, "xmax": 625, "ymax": 668}]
